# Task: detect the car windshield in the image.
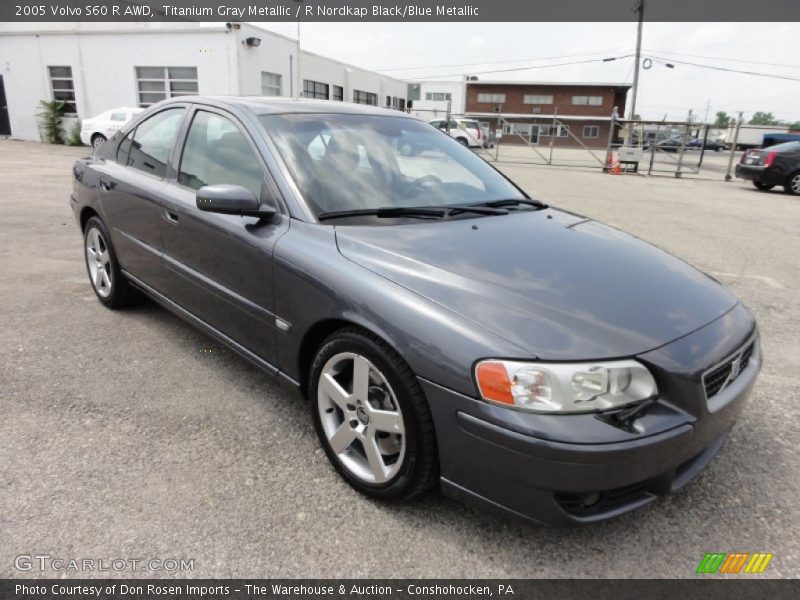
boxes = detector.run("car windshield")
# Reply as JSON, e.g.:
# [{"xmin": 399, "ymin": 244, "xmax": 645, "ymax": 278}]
[{"xmin": 259, "ymin": 113, "xmax": 524, "ymax": 219}]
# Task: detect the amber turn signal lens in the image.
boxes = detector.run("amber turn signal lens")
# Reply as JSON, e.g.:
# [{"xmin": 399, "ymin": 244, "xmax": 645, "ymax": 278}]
[{"xmin": 475, "ymin": 361, "xmax": 514, "ymax": 405}]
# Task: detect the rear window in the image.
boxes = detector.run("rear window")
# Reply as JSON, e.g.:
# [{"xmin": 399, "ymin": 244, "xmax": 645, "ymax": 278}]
[{"xmin": 766, "ymin": 141, "xmax": 800, "ymax": 152}]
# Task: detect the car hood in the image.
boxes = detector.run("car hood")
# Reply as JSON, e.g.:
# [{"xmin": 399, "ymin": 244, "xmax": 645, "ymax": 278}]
[{"xmin": 335, "ymin": 209, "xmax": 738, "ymax": 360}]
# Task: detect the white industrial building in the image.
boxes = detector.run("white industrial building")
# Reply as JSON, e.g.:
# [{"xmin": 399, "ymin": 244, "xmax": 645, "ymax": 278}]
[
  {"xmin": 0, "ymin": 22, "xmax": 409, "ymax": 141},
  {"xmin": 407, "ymin": 80, "xmax": 466, "ymax": 120}
]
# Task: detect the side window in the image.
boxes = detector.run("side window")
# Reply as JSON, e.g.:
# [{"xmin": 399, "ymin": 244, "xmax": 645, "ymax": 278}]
[
  {"xmin": 126, "ymin": 108, "xmax": 185, "ymax": 178},
  {"xmin": 110, "ymin": 112, "xmax": 126, "ymax": 122},
  {"xmin": 178, "ymin": 111, "xmax": 264, "ymax": 198}
]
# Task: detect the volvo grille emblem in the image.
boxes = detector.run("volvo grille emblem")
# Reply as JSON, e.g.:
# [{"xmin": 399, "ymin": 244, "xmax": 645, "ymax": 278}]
[{"xmin": 730, "ymin": 356, "xmax": 741, "ymax": 381}]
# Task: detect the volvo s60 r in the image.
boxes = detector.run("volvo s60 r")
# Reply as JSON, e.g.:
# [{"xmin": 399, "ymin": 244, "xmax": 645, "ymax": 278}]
[{"xmin": 70, "ymin": 97, "xmax": 761, "ymax": 525}]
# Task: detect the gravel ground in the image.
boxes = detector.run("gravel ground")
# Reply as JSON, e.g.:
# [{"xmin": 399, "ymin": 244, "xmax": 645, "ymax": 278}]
[{"xmin": 1, "ymin": 139, "xmax": 797, "ymax": 579}]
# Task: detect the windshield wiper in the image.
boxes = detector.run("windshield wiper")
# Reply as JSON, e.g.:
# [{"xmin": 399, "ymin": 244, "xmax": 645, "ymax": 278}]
[
  {"xmin": 318, "ymin": 207, "xmax": 448, "ymax": 221},
  {"xmin": 471, "ymin": 198, "xmax": 548, "ymax": 211}
]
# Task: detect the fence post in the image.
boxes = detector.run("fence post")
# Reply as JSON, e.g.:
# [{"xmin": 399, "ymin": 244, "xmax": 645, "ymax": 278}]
[
  {"xmin": 548, "ymin": 108, "xmax": 557, "ymax": 165},
  {"xmin": 648, "ymin": 123, "xmax": 660, "ymax": 176},
  {"xmin": 725, "ymin": 112, "xmax": 743, "ymax": 182},
  {"xmin": 675, "ymin": 110, "xmax": 692, "ymax": 178},
  {"xmin": 604, "ymin": 107, "xmax": 617, "ymax": 172}
]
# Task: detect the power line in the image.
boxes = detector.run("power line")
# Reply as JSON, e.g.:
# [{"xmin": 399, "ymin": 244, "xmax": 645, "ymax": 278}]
[
  {"xmin": 412, "ymin": 55, "xmax": 634, "ymax": 80},
  {"xmin": 645, "ymin": 49, "xmax": 800, "ymax": 70},
  {"xmin": 376, "ymin": 48, "xmax": 630, "ymax": 73},
  {"xmin": 649, "ymin": 56, "xmax": 800, "ymax": 82}
]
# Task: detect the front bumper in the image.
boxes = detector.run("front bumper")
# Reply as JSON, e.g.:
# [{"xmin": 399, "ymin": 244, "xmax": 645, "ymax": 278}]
[{"xmin": 425, "ymin": 305, "xmax": 761, "ymax": 526}]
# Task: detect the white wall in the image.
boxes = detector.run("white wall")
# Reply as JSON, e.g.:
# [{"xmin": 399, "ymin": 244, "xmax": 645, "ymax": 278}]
[
  {"xmin": 0, "ymin": 25, "xmax": 237, "ymax": 140},
  {"xmin": 0, "ymin": 23, "xmax": 409, "ymax": 141},
  {"xmin": 408, "ymin": 80, "xmax": 466, "ymax": 120}
]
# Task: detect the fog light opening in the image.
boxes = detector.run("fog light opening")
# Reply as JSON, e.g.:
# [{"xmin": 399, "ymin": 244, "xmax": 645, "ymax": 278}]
[{"xmin": 581, "ymin": 492, "xmax": 602, "ymax": 507}]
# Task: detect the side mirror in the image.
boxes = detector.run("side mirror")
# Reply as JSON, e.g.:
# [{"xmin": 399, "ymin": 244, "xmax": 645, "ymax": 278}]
[{"xmin": 196, "ymin": 184, "xmax": 276, "ymax": 219}]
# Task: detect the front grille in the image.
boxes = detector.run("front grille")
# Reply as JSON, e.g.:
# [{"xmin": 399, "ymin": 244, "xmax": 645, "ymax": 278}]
[{"xmin": 703, "ymin": 339, "xmax": 756, "ymax": 401}]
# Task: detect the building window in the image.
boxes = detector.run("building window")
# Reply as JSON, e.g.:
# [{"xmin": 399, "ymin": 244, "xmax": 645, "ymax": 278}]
[
  {"xmin": 261, "ymin": 72, "xmax": 282, "ymax": 97},
  {"xmin": 353, "ymin": 90, "xmax": 377, "ymax": 106},
  {"xmin": 332, "ymin": 85, "xmax": 344, "ymax": 101},
  {"xmin": 425, "ymin": 92, "xmax": 452, "ymax": 102},
  {"xmin": 583, "ymin": 125, "xmax": 600, "ymax": 139},
  {"xmin": 48, "ymin": 66, "xmax": 77, "ymax": 115},
  {"xmin": 135, "ymin": 67, "xmax": 198, "ymax": 108},
  {"xmin": 538, "ymin": 124, "xmax": 570, "ymax": 137},
  {"xmin": 523, "ymin": 94, "xmax": 553, "ymax": 105},
  {"xmin": 303, "ymin": 80, "xmax": 329, "ymax": 100},
  {"xmin": 477, "ymin": 93, "xmax": 506, "ymax": 104},
  {"xmin": 572, "ymin": 95, "xmax": 603, "ymax": 106},
  {"xmin": 390, "ymin": 97, "xmax": 406, "ymax": 111},
  {"xmin": 386, "ymin": 95, "xmax": 392, "ymax": 107}
]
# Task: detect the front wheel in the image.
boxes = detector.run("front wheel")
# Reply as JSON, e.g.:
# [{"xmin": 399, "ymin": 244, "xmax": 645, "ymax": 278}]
[
  {"xmin": 309, "ymin": 328, "xmax": 437, "ymax": 501},
  {"xmin": 753, "ymin": 181, "xmax": 775, "ymax": 191},
  {"xmin": 785, "ymin": 172, "xmax": 800, "ymax": 195}
]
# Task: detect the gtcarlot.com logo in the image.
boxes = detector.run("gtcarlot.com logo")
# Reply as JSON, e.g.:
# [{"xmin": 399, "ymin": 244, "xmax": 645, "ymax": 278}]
[
  {"xmin": 696, "ymin": 552, "xmax": 774, "ymax": 574},
  {"xmin": 14, "ymin": 554, "xmax": 194, "ymax": 573}
]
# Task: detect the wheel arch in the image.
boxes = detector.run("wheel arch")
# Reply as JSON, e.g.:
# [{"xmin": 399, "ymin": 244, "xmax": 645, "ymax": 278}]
[
  {"xmin": 296, "ymin": 317, "xmax": 402, "ymax": 397},
  {"xmin": 80, "ymin": 206, "xmax": 101, "ymax": 232}
]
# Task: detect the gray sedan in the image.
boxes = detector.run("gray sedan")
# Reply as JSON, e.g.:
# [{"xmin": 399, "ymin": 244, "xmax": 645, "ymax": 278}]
[{"xmin": 70, "ymin": 97, "xmax": 761, "ymax": 525}]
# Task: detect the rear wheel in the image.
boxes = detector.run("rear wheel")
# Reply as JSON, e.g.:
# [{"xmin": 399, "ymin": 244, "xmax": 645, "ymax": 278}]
[
  {"xmin": 753, "ymin": 181, "xmax": 775, "ymax": 191},
  {"xmin": 785, "ymin": 171, "xmax": 800, "ymax": 195},
  {"xmin": 83, "ymin": 216, "xmax": 139, "ymax": 308},
  {"xmin": 456, "ymin": 137, "xmax": 468, "ymax": 146},
  {"xmin": 91, "ymin": 133, "xmax": 107, "ymax": 150},
  {"xmin": 309, "ymin": 328, "xmax": 437, "ymax": 501}
]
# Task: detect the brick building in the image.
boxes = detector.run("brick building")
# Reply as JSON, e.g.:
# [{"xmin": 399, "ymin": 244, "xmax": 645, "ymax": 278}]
[{"xmin": 464, "ymin": 81, "xmax": 630, "ymax": 148}]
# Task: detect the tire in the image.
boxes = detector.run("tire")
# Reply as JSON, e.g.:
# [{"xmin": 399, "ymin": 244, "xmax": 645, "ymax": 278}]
[
  {"xmin": 309, "ymin": 327, "xmax": 438, "ymax": 501},
  {"xmin": 456, "ymin": 137, "xmax": 468, "ymax": 146},
  {"xmin": 83, "ymin": 216, "xmax": 139, "ymax": 308},
  {"xmin": 784, "ymin": 171, "xmax": 800, "ymax": 195},
  {"xmin": 753, "ymin": 181, "xmax": 775, "ymax": 191},
  {"xmin": 91, "ymin": 133, "xmax": 107, "ymax": 150}
]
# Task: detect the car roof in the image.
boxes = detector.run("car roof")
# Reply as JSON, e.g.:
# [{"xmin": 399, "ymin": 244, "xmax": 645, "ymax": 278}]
[{"xmin": 165, "ymin": 96, "xmax": 417, "ymax": 119}]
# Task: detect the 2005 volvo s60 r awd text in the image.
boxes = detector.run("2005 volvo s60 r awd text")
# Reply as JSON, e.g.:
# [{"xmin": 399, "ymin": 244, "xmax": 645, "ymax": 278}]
[{"xmin": 70, "ymin": 97, "xmax": 761, "ymax": 525}]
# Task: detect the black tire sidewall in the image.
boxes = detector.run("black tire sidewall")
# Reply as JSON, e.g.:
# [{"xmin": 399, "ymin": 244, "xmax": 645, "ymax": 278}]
[{"xmin": 309, "ymin": 331, "xmax": 428, "ymax": 501}]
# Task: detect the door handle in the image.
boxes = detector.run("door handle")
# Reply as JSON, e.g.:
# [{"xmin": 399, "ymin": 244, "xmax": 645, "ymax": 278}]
[
  {"xmin": 163, "ymin": 209, "xmax": 179, "ymax": 224},
  {"xmin": 99, "ymin": 179, "xmax": 116, "ymax": 192}
]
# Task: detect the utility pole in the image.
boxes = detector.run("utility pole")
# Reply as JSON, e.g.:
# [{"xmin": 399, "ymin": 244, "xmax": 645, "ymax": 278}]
[{"xmin": 628, "ymin": 0, "xmax": 645, "ymax": 123}]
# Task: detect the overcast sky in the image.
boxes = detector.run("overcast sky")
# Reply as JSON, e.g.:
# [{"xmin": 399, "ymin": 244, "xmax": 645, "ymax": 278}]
[{"xmin": 250, "ymin": 21, "xmax": 800, "ymax": 123}]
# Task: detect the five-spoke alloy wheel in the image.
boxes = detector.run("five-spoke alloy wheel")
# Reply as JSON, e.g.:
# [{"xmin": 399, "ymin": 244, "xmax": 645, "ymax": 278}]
[
  {"xmin": 83, "ymin": 216, "xmax": 138, "ymax": 308},
  {"xmin": 310, "ymin": 328, "xmax": 437, "ymax": 500},
  {"xmin": 86, "ymin": 226, "xmax": 113, "ymax": 298}
]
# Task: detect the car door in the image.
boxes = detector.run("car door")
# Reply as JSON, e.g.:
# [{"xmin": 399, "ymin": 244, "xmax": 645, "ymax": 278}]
[
  {"xmin": 154, "ymin": 106, "xmax": 289, "ymax": 365},
  {"xmin": 95, "ymin": 106, "xmax": 187, "ymax": 289}
]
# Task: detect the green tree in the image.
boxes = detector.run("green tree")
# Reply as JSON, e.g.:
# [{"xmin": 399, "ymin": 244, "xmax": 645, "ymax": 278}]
[
  {"xmin": 749, "ymin": 111, "xmax": 779, "ymax": 126},
  {"xmin": 714, "ymin": 111, "xmax": 731, "ymax": 127},
  {"xmin": 788, "ymin": 121, "xmax": 800, "ymax": 131}
]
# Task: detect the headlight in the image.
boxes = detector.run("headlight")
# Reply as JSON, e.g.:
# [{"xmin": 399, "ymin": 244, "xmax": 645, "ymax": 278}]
[{"xmin": 475, "ymin": 359, "xmax": 657, "ymax": 413}]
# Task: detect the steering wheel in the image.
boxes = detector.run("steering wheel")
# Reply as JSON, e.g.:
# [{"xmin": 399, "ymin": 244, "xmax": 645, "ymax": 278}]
[{"xmin": 403, "ymin": 174, "xmax": 443, "ymax": 197}]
